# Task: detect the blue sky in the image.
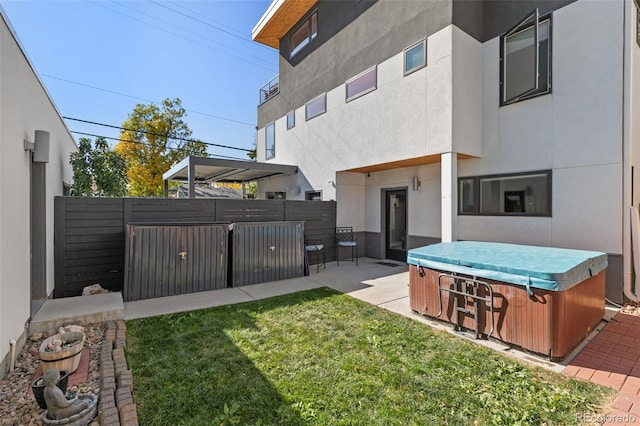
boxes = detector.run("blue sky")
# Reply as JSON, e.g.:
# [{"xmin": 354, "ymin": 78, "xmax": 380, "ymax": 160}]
[{"xmin": 1, "ymin": 0, "xmax": 278, "ymax": 160}]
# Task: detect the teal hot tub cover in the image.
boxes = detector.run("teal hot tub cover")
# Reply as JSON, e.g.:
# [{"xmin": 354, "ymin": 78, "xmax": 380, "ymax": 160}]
[{"xmin": 407, "ymin": 241, "xmax": 607, "ymax": 293}]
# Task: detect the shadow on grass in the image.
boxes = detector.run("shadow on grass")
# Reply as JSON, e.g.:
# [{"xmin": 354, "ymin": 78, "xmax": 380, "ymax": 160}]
[{"xmin": 126, "ymin": 288, "xmax": 338, "ymax": 426}]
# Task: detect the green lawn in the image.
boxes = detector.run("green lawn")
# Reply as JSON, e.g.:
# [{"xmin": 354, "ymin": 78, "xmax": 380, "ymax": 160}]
[{"xmin": 126, "ymin": 287, "xmax": 614, "ymax": 425}]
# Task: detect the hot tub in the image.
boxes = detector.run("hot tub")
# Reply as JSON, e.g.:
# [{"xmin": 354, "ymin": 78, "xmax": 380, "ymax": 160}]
[{"xmin": 407, "ymin": 241, "xmax": 607, "ymax": 359}]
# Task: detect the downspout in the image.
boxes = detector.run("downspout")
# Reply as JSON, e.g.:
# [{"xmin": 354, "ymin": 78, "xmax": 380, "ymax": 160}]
[
  {"xmin": 9, "ymin": 340, "xmax": 16, "ymax": 372},
  {"xmin": 625, "ymin": 1, "xmax": 640, "ymax": 303}
]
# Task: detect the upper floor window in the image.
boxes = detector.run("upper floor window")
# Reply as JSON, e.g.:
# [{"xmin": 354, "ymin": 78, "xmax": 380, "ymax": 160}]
[
  {"xmin": 265, "ymin": 123, "xmax": 275, "ymax": 159},
  {"xmin": 287, "ymin": 111, "xmax": 295, "ymax": 129},
  {"xmin": 346, "ymin": 66, "xmax": 377, "ymax": 102},
  {"xmin": 291, "ymin": 11, "xmax": 317, "ymax": 58},
  {"xmin": 459, "ymin": 170, "xmax": 551, "ymax": 217},
  {"xmin": 500, "ymin": 9, "xmax": 552, "ymax": 105},
  {"xmin": 305, "ymin": 93, "xmax": 326, "ymax": 121},
  {"xmin": 404, "ymin": 39, "xmax": 426, "ymax": 75},
  {"xmin": 637, "ymin": 1, "xmax": 640, "ymax": 48}
]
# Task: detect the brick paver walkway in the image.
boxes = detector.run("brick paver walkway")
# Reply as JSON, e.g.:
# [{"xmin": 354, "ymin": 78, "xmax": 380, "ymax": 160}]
[{"xmin": 564, "ymin": 312, "xmax": 640, "ymax": 425}]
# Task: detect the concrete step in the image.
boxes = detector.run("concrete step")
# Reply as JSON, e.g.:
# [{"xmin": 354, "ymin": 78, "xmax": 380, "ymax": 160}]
[{"xmin": 29, "ymin": 293, "xmax": 124, "ymax": 335}]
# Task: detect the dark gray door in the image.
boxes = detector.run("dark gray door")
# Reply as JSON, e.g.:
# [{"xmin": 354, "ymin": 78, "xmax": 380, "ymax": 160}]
[
  {"xmin": 385, "ymin": 190, "xmax": 407, "ymax": 262},
  {"xmin": 31, "ymin": 162, "xmax": 47, "ymax": 316}
]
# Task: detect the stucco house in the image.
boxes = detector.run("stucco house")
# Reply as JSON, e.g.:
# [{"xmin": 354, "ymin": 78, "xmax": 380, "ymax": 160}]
[
  {"xmin": 252, "ymin": 0, "xmax": 640, "ymax": 304},
  {"xmin": 0, "ymin": 7, "xmax": 77, "ymax": 378}
]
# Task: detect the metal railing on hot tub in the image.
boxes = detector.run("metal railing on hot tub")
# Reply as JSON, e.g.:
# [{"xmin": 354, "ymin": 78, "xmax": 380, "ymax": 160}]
[{"xmin": 437, "ymin": 273, "xmax": 495, "ymax": 340}]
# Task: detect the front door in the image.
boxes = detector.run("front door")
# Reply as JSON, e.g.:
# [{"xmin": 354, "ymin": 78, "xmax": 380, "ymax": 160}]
[{"xmin": 385, "ymin": 189, "xmax": 407, "ymax": 262}]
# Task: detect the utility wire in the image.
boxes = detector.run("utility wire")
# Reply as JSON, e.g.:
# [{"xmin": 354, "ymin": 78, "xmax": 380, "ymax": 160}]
[
  {"xmin": 43, "ymin": 74, "xmax": 256, "ymax": 127},
  {"xmin": 71, "ymin": 131, "xmax": 250, "ymax": 161},
  {"xmin": 148, "ymin": 0, "xmax": 273, "ymax": 51},
  {"xmin": 167, "ymin": 0, "xmax": 250, "ymax": 39},
  {"xmin": 112, "ymin": 0, "xmax": 275, "ymax": 67},
  {"xmin": 65, "ymin": 116, "xmax": 253, "ymax": 153},
  {"xmin": 88, "ymin": 1, "xmax": 277, "ymax": 73}
]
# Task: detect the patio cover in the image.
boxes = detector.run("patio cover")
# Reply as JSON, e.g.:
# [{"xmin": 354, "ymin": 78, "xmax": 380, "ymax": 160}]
[{"xmin": 162, "ymin": 156, "xmax": 298, "ymax": 198}]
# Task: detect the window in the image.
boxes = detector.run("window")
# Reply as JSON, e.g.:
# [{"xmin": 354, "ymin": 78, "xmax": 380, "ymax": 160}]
[
  {"xmin": 458, "ymin": 170, "xmax": 551, "ymax": 216},
  {"xmin": 265, "ymin": 123, "xmax": 275, "ymax": 159},
  {"xmin": 287, "ymin": 111, "xmax": 295, "ymax": 129},
  {"xmin": 290, "ymin": 11, "xmax": 317, "ymax": 58},
  {"xmin": 404, "ymin": 39, "xmax": 426, "ymax": 75},
  {"xmin": 346, "ymin": 66, "xmax": 377, "ymax": 101},
  {"xmin": 637, "ymin": 1, "xmax": 640, "ymax": 48},
  {"xmin": 305, "ymin": 93, "xmax": 326, "ymax": 120},
  {"xmin": 266, "ymin": 191, "xmax": 286, "ymax": 200},
  {"xmin": 305, "ymin": 191, "xmax": 322, "ymax": 201},
  {"xmin": 500, "ymin": 9, "xmax": 551, "ymax": 105}
]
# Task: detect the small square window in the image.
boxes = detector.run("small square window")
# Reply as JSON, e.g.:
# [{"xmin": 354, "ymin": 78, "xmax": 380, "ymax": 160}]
[
  {"xmin": 404, "ymin": 39, "xmax": 426, "ymax": 75},
  {"xmin": 287, "ymin": 111, "xmax": 295, "ymax": 129},
  {"xmin": 500, "ymin": 9, "xmax": 552, "ymax": 105},
  {"xmin": 346, "ymin": 66, "xmax": 377, "ymax": 101},
  {"xmin": 305, "ymin": 94, "xmax": 326, "ymax": 121},
  {"xmin": 265, "ymin": 123, "xmax": 275, "ymax": 159}
]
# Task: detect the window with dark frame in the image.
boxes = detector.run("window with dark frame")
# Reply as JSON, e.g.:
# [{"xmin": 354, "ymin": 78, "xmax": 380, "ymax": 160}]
[
  {"xmin": 637, "ymin": 1, "xmax": 640, "ymax": 48},
  {"xmin": 305, "ymin": 191, "xmax": 321, "ymax": 201},
  {"xmin": 500, "ymin": 9, "xmax": 552, "ymax": 106},
  {"xmin": 287, "ymin": 111, "xmax": 295, "ymax": 129},
  {"xmin": 265, "ymin": 123, "xmax": 275, "ymax": 159},
  {"xmin": 404, "ymin": 39, "xmax": 426, "ymax": 75},
  {"xmin": 290, "ymin": 11, "xmax": 317, "ymax": 58},
  {"xmin": 458, "ymin": 170, "xmax": 551, "ymax": 217},
  {"xmin": 266, "ymin": 191, "xmax": 286, "ymax": 200}
]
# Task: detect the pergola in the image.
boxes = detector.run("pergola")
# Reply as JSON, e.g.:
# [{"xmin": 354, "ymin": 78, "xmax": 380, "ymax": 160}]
[{"xmin": 162, "ymin": 156, "xmax": 298, "ymax": 198}]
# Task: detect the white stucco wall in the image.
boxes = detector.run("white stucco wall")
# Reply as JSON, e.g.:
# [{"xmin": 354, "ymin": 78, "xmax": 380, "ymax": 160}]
[
  {"xmin": 257, "ymin": 25, "xmax": 459, "ymax": 202},
  {"xmin": 0, "ymin": 10, "xmax": 76, "ymax": 376},
  {"xmin": 458, "ymin": 0, "xmax": 624, "ymax": 254}
]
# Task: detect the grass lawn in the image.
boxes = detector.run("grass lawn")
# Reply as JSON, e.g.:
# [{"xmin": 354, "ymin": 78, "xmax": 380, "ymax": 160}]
[{"xmin": 126, "ymin": 287, "xmax": 614, "ymax": 425}]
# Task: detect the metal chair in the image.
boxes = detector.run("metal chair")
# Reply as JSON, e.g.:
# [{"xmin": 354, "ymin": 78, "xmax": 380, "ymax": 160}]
[
  {"xmin": 305, "ymin": 239, "xmax": 325, "ymax": 273},
  {"xmin": 336, "ymin": 227, "xmax": 358, "ymax": 266}
]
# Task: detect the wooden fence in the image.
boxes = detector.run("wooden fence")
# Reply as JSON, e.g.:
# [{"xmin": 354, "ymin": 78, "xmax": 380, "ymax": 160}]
[{"xmin": 54, "ymin": 197, "xmax": 336, "ymax": 298}]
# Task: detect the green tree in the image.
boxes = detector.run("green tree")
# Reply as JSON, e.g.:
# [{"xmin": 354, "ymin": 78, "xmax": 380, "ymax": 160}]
[
  {"xmin": 70, "ymin": 137, "xmax": 127, "ymax": 196},
  {"xmin": 115, "ymin": 98, "xmax": 207, "ymax": 197}
]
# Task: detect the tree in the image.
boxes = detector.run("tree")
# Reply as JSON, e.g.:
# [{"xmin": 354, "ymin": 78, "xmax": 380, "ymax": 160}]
[
  {"xmin": 70, "ymin": 137, "xmax": 127, "ymax": 197},
  {"xmin": 115, "ymin": 98, "xmax": 207, "ymax": 196}
]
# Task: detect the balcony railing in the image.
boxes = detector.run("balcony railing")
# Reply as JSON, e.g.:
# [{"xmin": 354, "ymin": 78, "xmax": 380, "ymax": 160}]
[{"xmin": 259, "ymin": 75, "xmax": 279, "ymax": 105}]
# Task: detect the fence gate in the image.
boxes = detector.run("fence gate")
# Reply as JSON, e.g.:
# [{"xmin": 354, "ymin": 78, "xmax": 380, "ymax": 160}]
[{"xmin": 124, "ymin": 223, "xmax": 229, "ymax": 301}]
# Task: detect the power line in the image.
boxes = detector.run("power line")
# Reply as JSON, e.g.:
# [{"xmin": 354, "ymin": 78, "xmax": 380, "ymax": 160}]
[
  {"xmin": 71, "ymin": 131, "xmax": 250, "ymax": 161},
  {"xmin": 42, "ymin": 74, "xmax": 256, "ymax": 127},
  {"xmin": 88, "ymin": 0, "xmax": 277, "ymax": 73},
  {"xmin": 167, "ymin": 0, "xmax": 250, "ymax": 40},
  {"xmin": 148, "ymin": 0, "xmax": 272, "ymax": 52},
  {"xmin": 64, "ymin": 116, "xmax": 253, "ymax": 153},
  {"xmin": 112, "ymin": 0, "xmax": 275, "ymax": 67}
]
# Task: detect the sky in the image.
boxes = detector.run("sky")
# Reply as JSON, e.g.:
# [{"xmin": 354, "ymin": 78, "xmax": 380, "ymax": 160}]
[{"xmin": 1, "ymin": 0, "xmax": 278, "ymax": 160}]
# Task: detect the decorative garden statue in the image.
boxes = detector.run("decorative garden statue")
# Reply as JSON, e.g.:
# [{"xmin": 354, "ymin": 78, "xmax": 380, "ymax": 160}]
[{"xmin": 42, "ymin": 369, "xmax": 89, "ymax": 420}]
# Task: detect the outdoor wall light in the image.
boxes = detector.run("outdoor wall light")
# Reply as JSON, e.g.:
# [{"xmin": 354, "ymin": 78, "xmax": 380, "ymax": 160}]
[
  {"xmin": 412, "ymin": 176, "xmax": 421, "ymax": 191},
  {"xmin": 24, "ymin": 130, "xmax": 50, "ymax": 163}
]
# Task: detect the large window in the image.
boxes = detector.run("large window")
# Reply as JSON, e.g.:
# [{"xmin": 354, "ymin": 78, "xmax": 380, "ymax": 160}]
[
  {"xmin": 459, "ymin": 170, "xmax": 551, "ymax": 216},
  {"xmin": 305, "ymin": 93, "xmax": 326, "ymax": 121},
  {"xmin": 346, "ymin": 66, "xmax": 377, "ymax": 101},
  {"xmin": 265, "ymin": 123, "xmax": 275, "ymax": 159},
  {"xmin": 290, "ymin": 11, "xmax": 317, "ymax": 58},
  {"xmin": 500, "ymin": 9, "xmax": 552, "ymax": 105},
  {"xmin": 404, "ymin": 39, "xmax": 426, "ymax": 75}
]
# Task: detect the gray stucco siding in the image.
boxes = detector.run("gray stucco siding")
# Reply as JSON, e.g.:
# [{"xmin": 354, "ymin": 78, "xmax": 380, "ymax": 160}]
[{"xmin": 258, "ymin": 0, "xmax": 452, "ymax": 128}]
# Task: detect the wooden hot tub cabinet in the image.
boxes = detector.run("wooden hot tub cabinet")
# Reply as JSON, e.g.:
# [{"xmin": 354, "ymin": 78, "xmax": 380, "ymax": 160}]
[{"xmin": 409, "ymin": 265, "xmax": 605, "ymax": 359}]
